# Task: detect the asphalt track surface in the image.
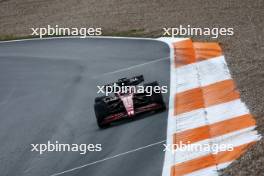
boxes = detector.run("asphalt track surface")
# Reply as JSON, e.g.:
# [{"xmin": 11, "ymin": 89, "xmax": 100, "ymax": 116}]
[{"xmin": 0, "ymin": 38, "xmax": 170, "ymax": 176}]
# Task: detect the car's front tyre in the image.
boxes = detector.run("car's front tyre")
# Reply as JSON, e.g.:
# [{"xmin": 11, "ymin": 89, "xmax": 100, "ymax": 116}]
[{"xmin": 94, "ymin": 101, "xmax": 110, "ymax": 128}]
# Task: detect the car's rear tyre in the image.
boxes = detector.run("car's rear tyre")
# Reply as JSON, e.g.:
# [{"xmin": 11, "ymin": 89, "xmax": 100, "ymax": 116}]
[
  {"xmin": 144, "ymin": 81, "xmax": 166, "ymax": 111},
  {"xmin": 152, "ymin": 92, "xmax": 166, "ymax": 111},
  {"xmin": 94, "ymin": 102, "xmax": 110, "ymax": 128}
]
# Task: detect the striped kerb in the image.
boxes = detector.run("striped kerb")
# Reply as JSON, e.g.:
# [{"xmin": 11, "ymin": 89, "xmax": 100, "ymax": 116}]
[
  {"xmin": 173, "ymin": 39, "xmax": 222, "ymax": 67},
  {"xmin": 170, "ymin": 142, "xmax": 256, "ymax": 176},
  {"xmin": 159, "ymin": 37, "xmax": 260, "ymax": 176},
  {"xmin": 173, "ymin": 114, "xmax": 256, "ymax": 145},
  {"xmin": 174, "ymin": 79, "xmax": 240, "ymax": 115}
]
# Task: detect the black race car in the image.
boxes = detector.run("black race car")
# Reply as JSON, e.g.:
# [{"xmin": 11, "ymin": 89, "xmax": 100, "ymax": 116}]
[{"xmin": 94, "ymin": 75, "xmax": 166, "ymax": 128}]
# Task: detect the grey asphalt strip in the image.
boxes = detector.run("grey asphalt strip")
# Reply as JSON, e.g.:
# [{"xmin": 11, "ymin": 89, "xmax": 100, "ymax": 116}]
[{"xmin": 0, "ymin": 38, "xmax": 170, "ymax": 176}]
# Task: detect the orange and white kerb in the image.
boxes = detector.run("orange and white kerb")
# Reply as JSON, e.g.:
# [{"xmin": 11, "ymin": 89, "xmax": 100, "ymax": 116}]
[{"xmin": 158, "ymin": 37, "xmax": 261, "ymax": 176}]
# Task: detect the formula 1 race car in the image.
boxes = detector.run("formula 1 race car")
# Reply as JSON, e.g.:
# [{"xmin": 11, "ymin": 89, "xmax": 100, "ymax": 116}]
[{"xmin": 94, "ymin": 75, "xmax": 166, "ymax": 128}]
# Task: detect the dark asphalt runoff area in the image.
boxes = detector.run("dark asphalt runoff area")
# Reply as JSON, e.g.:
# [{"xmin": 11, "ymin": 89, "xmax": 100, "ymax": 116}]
[{"xmin": 0, "ymin": 38, "xmax": 170, "ymax": 176}]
